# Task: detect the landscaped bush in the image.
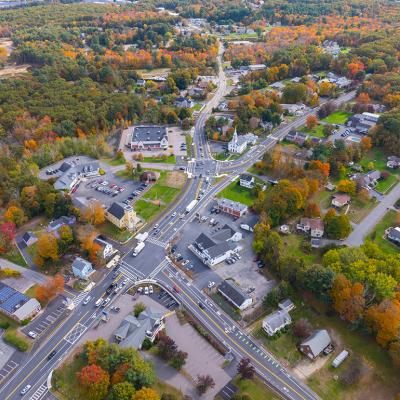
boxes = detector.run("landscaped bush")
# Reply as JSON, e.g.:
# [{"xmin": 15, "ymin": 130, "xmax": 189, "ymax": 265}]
[{"xmin": 3, "ymin": 330, "xmax": 29, "ymax": 352}]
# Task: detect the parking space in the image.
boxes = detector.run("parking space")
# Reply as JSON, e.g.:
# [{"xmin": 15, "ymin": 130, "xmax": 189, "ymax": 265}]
[{"xmin": 167, "ymin": 126, "xmax": 188, "ymax": 157}]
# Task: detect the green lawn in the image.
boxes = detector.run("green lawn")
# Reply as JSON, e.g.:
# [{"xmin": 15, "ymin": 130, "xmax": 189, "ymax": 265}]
[
  {"xmin": 347, "ymin": 197, "xmax": 377, "ymax": 224},
  {"xmin": 185, "ymin": 134, "xmax": 193, "ymax": 158},
  {"xmin": 102, "ymin": 156, "xmax": 125, "ymax": 166},
  {"xmin": 312, "ymin": 189, "xmax": 332, "ymax": 209},
  {"xmin": 279, "ymin": 234, "xmax": 319, "ymax": 265},
  {"xmin": 134, "ymin": 199, "xmax": 162, "ymax": 221},
  {"xmin": 210, "ymin": 292, "xmax": 241, "ymax": 321},
  {"xmin": 217, "ymin": 180, "xmax": 257, "ymax": 206},
  {"xmin": 232, "ymin": 376, "xmax": 279, "ymax": 400},
  {"xmin": 191, "ymin": 102, "xmax": 203, "ymax": 112},
  {"xmin": 375, "ymin": 174, "xmax": 398, "ymax": 194},
  {"xmin": 322, "ymin": 111, "xmax": 353, "ymax": 125},
  {"xmin": 359, "ymin": 148, "xmax": 399, "ymax": 175},
  {"xmin": 143, "ymin": 155, "xmax": 176, "ymax": 164},
  {"xmin": 115, "ymin": 169, "xmax": 136, "ymax": 181},
  {"xmin": 300, "ymin": 124, "xmax": 326, "ymax": 138},
  {"xmin": 1, "ymin": 248, "xmax": 27, "ymax": 267},
  {"xmin": 367, "ymin": 210, "xmax": 399, "ymax": 254},
  {"xmin": 98, "ymin": 221, "xmax": 133, "ymax": 242}
]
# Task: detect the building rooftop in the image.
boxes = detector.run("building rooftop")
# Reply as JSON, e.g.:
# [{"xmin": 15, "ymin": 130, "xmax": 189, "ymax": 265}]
[
  {"xmin": 72, "ymin": 257, "xmax": 93, "ymax": 272},
  {"xmin": 301, "ymin": 329, "xmax": 331, "ymax": 357},
  {"xmin": 132, "ymin": 126, "xmax": 167, "ymax": 143},
  {"xmin": 217, "ymin": 197, "xmax": 248, "ymax": 213},
  {"xmin": 218, "ymin": 280, "xmax": 251, "ymax": 308},
  {"xmin": 107, "ymin": 202, "xmax": 132, "ymax": 220}
]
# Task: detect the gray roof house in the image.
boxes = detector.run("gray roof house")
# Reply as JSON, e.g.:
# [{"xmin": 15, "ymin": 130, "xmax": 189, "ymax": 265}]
[
  {"xmin": 262, "ymin": 310, "xmax": 292, "ymax": 336},
  {"xmin": 130, "ymin": 126, "xmax": 168, "ymax": 151},
  {"xmin": 387, "ymin": 227, "xmax": 400, "ymax": 244},
  {"xmin": 21, "ymin": 231, "xmax": 37, "ymax": 247},
  {"xmin": 47, "ymin": 215, "xmax": 76, "ymax": 233},
  {"xmin": 114, "ymin": 308, "xmax": 165, "ymax": 349},
  {"xmin": 72, "ymin": 257, "xmax": 94, "ymax": 280},
  {"xmin": 54, "ymin": 161, "xmax": 100, "ymax": 191},
  {"xmin": 299, "ymin": 329, "xmax": 332, "ymax": 359},
  {"xmin": 218, "ymin": 280, "xmax": 253, "ymax": 311}
]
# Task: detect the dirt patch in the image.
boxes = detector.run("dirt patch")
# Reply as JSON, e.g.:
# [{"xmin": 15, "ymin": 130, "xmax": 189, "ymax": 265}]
[
  {"xmin": 164, "ymin": 171, "xmax": 185, "ymax": 189},
  {"xmin": 0, "ymin": 38, "xmax": 13, "ymax": 56},
  {"xmin": 0, "ymin": 64, "xmax": 30, "ymax": 78}
]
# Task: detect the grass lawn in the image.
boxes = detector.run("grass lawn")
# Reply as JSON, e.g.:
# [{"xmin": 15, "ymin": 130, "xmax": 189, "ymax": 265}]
[
  {"xmin": 143, "ymin": 155, "xmax": 176, "ymax": 164},
  {"xmin": 312, "ymin": 189, "xmax": 332, "ymax": 209},
  {"xmin": 115, "ymin": 169, "xmax": 136, "ymax": 181},
  {"xmin": 359, "ymin": 148, "xmax": 400, "ymax": 175},
  {"xmin": 217, "ymin": 180, "xmax": 257, "ymax": 206},
  {"xmin": 347, "ymin": 198, "xmax": 377, "ymax": 224},
  {"xmin": 210, "ymin": 292, "xmax": 241, "ymax": 321},
  {"xmin": 280, "ymin": 234, "xmax": 319, "ymax": 265},
  {"xmin": 102, "ymin": 156, "xmax": 125, "ymax": 166},
  {"xmin": 300, "ymin": 124, "xmax": 326, "ymax": 138},
  {"xmin": 98, "ymin": 221, "xmax": 133, "ymax": 242},
  {"xmin": 375, "ymin": 174, "xmax": 398, "ymax": 194},
  {"xmin": 154, "ymin": 380, "xmax": 184, "ymax": 399},
  {"xmin": 367, "ymin": 209, "xmax": 399, "ymax": 254},
  {"xmin": 1, "ymin": 248, "xmax": 27, "ymax": 267},
  {"xmin": 185, "ymin": 134, "xmax": 193, "ymax": 158},
  {"xmin": 232, "ymin": 376, "xmax": 280, "ymax": 400},
  {"xmin": 322, "ymin": 111, "xmax": 353, "ymax": 125},
  {"xmin": 191, "ymin": 102, "xmax": 203, "ymax": 112},
  {"xmin": 135, "ymin": 200, "xmax": 163, "ymax": 221}
]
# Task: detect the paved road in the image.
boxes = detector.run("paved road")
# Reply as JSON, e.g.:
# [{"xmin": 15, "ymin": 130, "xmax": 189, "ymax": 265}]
[
  {"xmin": 0, "ymin": 258, "xmax": 47, "ymax": 284},
  {"xmin": 346, "ymin": 182, "xmax": 400, "ymax": 246}
]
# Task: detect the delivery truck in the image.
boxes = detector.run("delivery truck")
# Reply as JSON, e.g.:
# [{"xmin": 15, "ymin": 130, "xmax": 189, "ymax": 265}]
[
  {"xmin": 132, "ymin": 241, "xmax": 145, "ymax": 256},
  {"xmin": 135, "ymin": 232, "xmax": 148, "ymax": 242},
  {"xmin": 185, "ymin": 199, "xmax": 198, "ymax": 213}
]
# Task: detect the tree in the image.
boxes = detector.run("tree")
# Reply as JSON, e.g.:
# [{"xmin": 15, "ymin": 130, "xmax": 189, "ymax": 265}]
[
  {"xmin": 4, "ymin": 205, "xmax": 27, "ymax": 227},
  {"xmin": 324, "ymin": 211, "xmax": 351, "ymax": 239},
  {"xmin": 134, "ymin": 302, "xmax": 146, "ymax": 317},
  {"xmin": 196, "ymin": 374, "xmax": 215, "ymax": 395},
  {"xmin": 170, "ymin": 350, "xmax": 188, "ymax": 371},
  {"xmin": 331, "ymin": 274, "xmax": 365, "ymax": 323},
  {"xmin": 389, "ymin": 341, "xmax": 400, "ymax": 367},
  {"xmin": 108, "ymin": 382, "xmax": 136, "ymax": 400},
  {"xmin": 306, "ymin": 115, "xmax": 318, "ymax": 130},
  {"xmin": 304, "ymin": 202, "xmax": 321, "ymax": 218},
  {"xmin": 0, "ymin": 221, "xmax": 16, "ymax": 253},
  {"xmin": 58, "ymin": 224, "xmax": 73, "ymax": 254},
  {"xmin": 82, "ymin": 201, "xmax": 105, "ymax": 225},
  {"xmin": 237, "ymin": 358, "xmax": 255, "ymax": 380},
  {"xmin": 282, "ymin": 83, "xmax": 307, "ymax": 104},
  {"xmin": 36, "ymin": 233, "xmax": 58, "ymax": 265},
  {"xmin": 35, "ymin": 274, "xmax": 64, "ymax": 304},
  {"xmin": 76, "ymin": 364, "xmax": 110, "ymax": 400},
  {"xmin": 292, "ymin": 318, "xmax": 313, "ymax": 338},
  {"xmin": 337, "ymin": 180, "xmax": 356, "ymax": 196},
  {"xmin": 157, "ymin": 332, "xmax": 178, "ymax": 360},
  {"xmin": 133, "ymin": 387, "xmax": 160, "ymax": 400}
]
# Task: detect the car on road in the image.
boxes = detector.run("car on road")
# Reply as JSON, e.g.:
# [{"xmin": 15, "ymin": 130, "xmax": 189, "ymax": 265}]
[
  {"xmin": 47, "ymin": 350, "xmax": 57, "ymax": 360},
  {"xmin": 111, "ymin": 306, "xmax": 121, "ymax": 313},
  {"xmin": 102, "ymin": 297, "xmax": 111, "ymax": 307},
  {"xmin": 122, "ymin": 278, "xmax": 129, "ymax": 286},
  {"xmin": 27, "ymin": 331, "xmax": 37, "ymax": 339},
  {"xmin": 20, "ymin": 385, "xmax": 31, "ymax": 395},
  {"xmin": 208, "ymin": 281, "xmax": 215, "ymax": 289},
  {"xmin": 144, "ymin": 286, "xmax": 149, "ymax": 295},
  {"xmin": 153, "ymin": 224, "xmax": 159, "ymax": 229},
  {"xmin": 198, "ymin": 302, "xmax": 205, "ymax": 310},
  {"xmin": 182, "ymin": 259, "xmax": 189, "ymax": 266},
  {"xmin": 149, "ymin": 285, "xmax": 154, "ymax": 294},
  {"xmin": 83, "ymin": 295, "xmax": 92, "ymax": 305},
  {"xmin": 95, "ymin": 298, "xmax": 104, "ymax": 307},
  {"xmin": 171, "ymin": 212, "xmax": 177, "ymax": 218}
]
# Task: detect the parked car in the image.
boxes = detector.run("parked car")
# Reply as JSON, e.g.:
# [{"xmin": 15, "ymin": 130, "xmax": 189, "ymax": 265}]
[
  {"xmin": 208, "ymin": 281, "xmax": 215, "ymax": 289},
  {"xmin": 27, "ymin": 331, "xmax": 37, "ymax": 339},
  {"xmin": 149, "ymin": 285, "xmax": 154, "ymax": 294},
  {"xmin": 20, "ymin": 385, "xmax": 32, "ymax": 395}
]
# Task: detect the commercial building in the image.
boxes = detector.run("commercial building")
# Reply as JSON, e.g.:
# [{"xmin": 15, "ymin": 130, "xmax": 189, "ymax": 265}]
[
  {"xmin": 228, "ymin": 129, "xmax": 257, "ymax": 154},
  {"xmin": 130, "ymin": 126, "xmax": 168, "ymax": 151},
  {"xmin": 106, "ymin": 202, "xmax": 139, "ymax": 231},
  {"xmin": 216, "ymin": 198, "xmax": 248, "ymax": 218},
  {"xmin": 299, "ymin": 329, "xmax": 332, "ymax": 359},
  {"xmin": 114, "ymin": 308, "xmax": 165, "ymax": 349},
  {"xmin": 218, "ymin": 280, "xmax": 253, "ymax": 311},
  {"xmin": 0, "ymin": 282, "xmax": 41, "ymax": 323},
  {"xmin": 54, "ymin": 160, "xmax": 100, "ymax": 192}
]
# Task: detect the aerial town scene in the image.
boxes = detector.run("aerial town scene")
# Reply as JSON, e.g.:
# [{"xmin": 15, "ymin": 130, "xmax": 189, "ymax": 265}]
[{"xmin": 0, "ymin": 0, "xmax": 400, "ymax": 399}]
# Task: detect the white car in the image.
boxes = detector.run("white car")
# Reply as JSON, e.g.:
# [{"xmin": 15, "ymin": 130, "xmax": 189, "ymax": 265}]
[
  {"xmin": 153, "ymin": 224, "xmax": 159, "ymax": 229},
  {"xmin": 102, "ymin": 297, "xmax": 110, "ymax": 307},
  {"xmin": 20, "ymin": 385, "xmax": 31, "ymax": 395},
  {"xmin": 83, "ymin": 296, "xmax": 92, "ymax": 305},
  {"xmin": 137, "ymin": 287, "xmax": 143, "ymax": 293},
  {"xmin": 27, "ymin": 331, "xmax": 37, "ymax": 339},
  {"xmin": 171, "ymin": 212, "xmax": 177, "ymax": 218},
  {"xmin": 149, "ymin": 285, "xmax": 154, "ymax": 294},
  {"xmin": 208, "ymin": 281, "xmax": 215, "ymax": 289},
  {"xmin": 144, "ymin": 286, "xmax": 149, "ymax": 295}
]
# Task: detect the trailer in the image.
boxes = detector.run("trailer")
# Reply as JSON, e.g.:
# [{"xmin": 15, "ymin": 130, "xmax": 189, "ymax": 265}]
[
  {"xmin": 240, "ymin": 223, "xmax": 254, "ymax": 232},
  {"xmin": 135, "ymin": 232, "xmax": 149, "ymax": 242},
  {"xmin": 132, "ymin": 241, "xmax": 145, "ymax": 256},
  {"xmin": 185, "ymin": 199, "xmax": 198, "ymax": 213},
  {"xmin": 332, "ymin": 350, "xmax": 349, "ymax": 368}
]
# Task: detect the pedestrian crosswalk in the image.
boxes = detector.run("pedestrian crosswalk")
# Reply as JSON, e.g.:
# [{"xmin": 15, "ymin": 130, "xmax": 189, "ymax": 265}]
[
  {"xmin": 72, "ymin": 291, "xmax": 88, "ymax": 306},
  {"xmin": 146, "ymin": 236, "xmax": 168, "ymax": 248},
  {"xmin": 29, "ymin": 383, "xmax": 47, "ymax": 400}
]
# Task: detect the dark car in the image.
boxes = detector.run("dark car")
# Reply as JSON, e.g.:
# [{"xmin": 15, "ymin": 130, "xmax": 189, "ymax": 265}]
[
  {"xmin": 198, "ymin": 302, "xmax": 205, "ymax": 310},
  {"xmin": 47, "ymin": 350, "xmax": 57, "ymax": 360}
]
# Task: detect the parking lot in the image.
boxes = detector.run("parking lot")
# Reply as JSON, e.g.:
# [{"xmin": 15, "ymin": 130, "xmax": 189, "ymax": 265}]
[{"xmin": 170, "ymin": 203, "xmax": 275, "ymax": 305}]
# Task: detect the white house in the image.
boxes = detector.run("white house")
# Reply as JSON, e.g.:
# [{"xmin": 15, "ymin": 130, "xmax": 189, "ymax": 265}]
[
  {"xmin": 262, "ymin": 310, "xmax": 292, "ymax": 336},
  {"xmin": 218, "ymin": 280, "xmax": 253, "ymax": 311},
  {"xmin": 297, "ymin": 218, "xmax": 324, "ymax": 238},
  {"xmin": 72, "ymin": 257, "xmax": 95, "ymax": 280},
  {"xmin": 239, "ymin": 174, "xmax": 255, "ymax": 188},
  {"xmin": 228, "ymin": 129, "xmax": 257, "ymax": 154},
  {"xmin": 94, "ymin": 237, "xmax": 115, "ymax": 259},
  {"xmin": 331, "ymin": 193, "xmax": 351, "ymax": 208}
]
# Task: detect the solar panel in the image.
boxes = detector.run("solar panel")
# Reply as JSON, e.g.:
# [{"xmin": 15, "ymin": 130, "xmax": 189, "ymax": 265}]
[
  {"xmin": 0, "ymin": 286, "xmax": 15, "ymax": 303},
  {"xmin": 1, "ymin": 293, "xmax": 29, "ymax": 313}
]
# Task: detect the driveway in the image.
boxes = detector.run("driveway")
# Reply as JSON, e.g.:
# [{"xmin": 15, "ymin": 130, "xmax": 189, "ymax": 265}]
[{"xmin": 346, "ymin": 182, "xmax": 400, "ymax": 246}]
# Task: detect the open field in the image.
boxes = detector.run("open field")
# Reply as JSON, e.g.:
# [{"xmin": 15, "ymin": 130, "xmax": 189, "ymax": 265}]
[
  {"xmin": 217, "ymin": 180, "xmax": 257, "ymax": 206},
  {"xmin": 322, "ymin": 111, "xmax": 352, "ymax": 124},
  {"xmin": 300, "ymin": 124, "xmax": 326, "ymax": 138},
  {"xmin": 143, "ymin": 155, "xmax": 176, "ymax": 164},
  {"xmin": 367, "ymin": 209, "xmax": 399, "ymax": 254},
  {"xmin": 98, "ymin": 220, "xmax": 133, "ymax": 242}
]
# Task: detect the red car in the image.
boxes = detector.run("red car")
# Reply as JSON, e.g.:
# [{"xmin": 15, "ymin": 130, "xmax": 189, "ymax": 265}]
[{"xmin": 173, "ymin": 284, "xmax": 181, "ymax": 294}]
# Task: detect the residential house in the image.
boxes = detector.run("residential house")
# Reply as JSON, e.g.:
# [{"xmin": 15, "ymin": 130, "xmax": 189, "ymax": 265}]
[
  {"xmin": 278, "ymin": 299, "xmax": 295, "ymax": 312},
  {"xmin": 106, "ymin": 202, "xmax": 139, "ymax": 231},
  {"xmin": 216, "ymin": 198, "xmax": 248, "ymax": 218},
  {"xmin": 290, "ymin": 77, "xmax": 302, "ymax": 83},
  {"xmin": 387, "ymin": 227, "xmax": 400, "ymax": 244},
  {"xmin": 285, "ymin": 131, "xmax": 309, "ymax": 146},
  {"xmin": 387, "ymin": 156, "xmax": 400, "ymax": 169},
  {"xmin": 269, "ymin": 81, "xmax": 285, "ymax": 91},
  {"xmin": 262, "ymin": 310, "xmax": 292, "ymax": 336},
  {"xmin": 331, "ymin": 193, "xmax": 351, "ymax": 208},
  {"xmin": 54, "ymin": 160, "xmax": 100, "ymax": 192},
  {"xmin": 325, "ymin": 182, "xmax": 336, "ymax": 191},
  {"xmin": 0, "ymin": 282, "xmax": 41, "ymax": 323},
  {"xmin": 353, "ymin": 170, "xmax": 381, "ymax": 189},
  {"xmin": 47, "ymin": 215, "xmax": 76, "ymax": 234},
  {"xmin": 299, "ymin": 330, "xmax": 332, "ymax": 359},
  {"xmin": 72, "ymin": 257, "xmax": 94, "ymax": 280},
  {"xmin": 322, "ymin": 40, "xmax": 340, "ymax": 57},
  {"xmin": 136, "ymin": 79, "xmax": 146, "ymax": 87},
  {"xmin": 174, "ymin": 97, "xmax": 194, "ymax": 108},
  {"xmin": 228, "ymin": 129, "xmax": 257, "ymax": 154},
  {"xmin": 94, "ymin": 237, "xmax": 115, "ymax": 259},
  {"xmin": 21, "ymin": 231, "xmax": 37, "ymax": 247},
  {"xmin": 248, "ymin": 64, "xmax": 267, "ymax": 71},
  {"xmin": 130, "ymin": 126, "xmax": 168, "ymax": 151},
  {"xmin": 282, "ymin": 103, "xmax": 306, "ymax": 116},
  {"xmin": 239, "ymin": 174, "xmax": 255, "ymax": 189},
  {"xmin": 189, "ymin": 228, "xmax": 241, "ymax": 267},
  {"xmin": 114, "ymin": 308, "xmax": 165, "ymax": 349},
  {"xmin": 218, "ymin": 280, "xmax": 253, "ymax": 311},
  {"xmin": 297, "ymin": 218, "xmax": 324, "ymax": 238},
  {"xmin": 347, "ymin": 112, "xmax": 380, "ymax": 134}
]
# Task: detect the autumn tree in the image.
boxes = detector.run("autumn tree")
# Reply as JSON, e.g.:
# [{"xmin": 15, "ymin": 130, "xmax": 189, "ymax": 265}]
[
  {"xmin": 337, "ymin": 179, "xmax": 356, "ymax": 196},
  {"xmin": 82, "ymin": 201, "xmax": 105, "ymax": 225},
  {"xmin": 0, "ymin": 221, "xmax": 16, "ymax": 253},
  {"xmin": 76, "ymin": 364, "xmax": 110, "ymax": 400},
  {"xmin": 324, "ymin": 209, "xmax": 351, "ymax": 240},
  {"xmin": 237, "ymin": 358, "xmax": 255, "ymax": 380},
  {"xmin": 389, "ymin": 341, "xmax": 400, "ymax": 367},
  {"xmin": 4, "ymin": 205, "xmax": 27, "ymax": 227},
  {"xmin": 108, "ymin": 382, "xmax": 136, "ymax": 400},
  {"xmin": 58, "ymin": 225, "xmax": 74, "ymax": 254},
  {"xmin": 77, "ymin": 225, "xmax": 101, "ymax": 264},
  {"xmin": 306, "ymin": 115, "xmax": 318, "ymax": 130},
  {"xmin": 196, "ymin": 374, "xmax": 215, "ymax": 395},
  {"xmin": 133, "ymin": 387, "xmax": 160, "ymax": 400},
  {"xmin": 35, "ymin": 233, "xmax": 58, "ymax": 267},
  {"xmin": 331, "ymin": 274, "xmax": 365, "ymax": 323},
  {"xmin": 35, "ymin": 274, "xmax": 64, "ymax": 304},
  {"xmin": 304, "ymin": 202, "xmax": 321, "ymax": 218}
]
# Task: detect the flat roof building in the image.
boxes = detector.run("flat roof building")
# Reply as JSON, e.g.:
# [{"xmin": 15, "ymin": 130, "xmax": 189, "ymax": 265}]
[{"xmin": 130, "ymin": 126, "xmax": 168, "ymax": 151}]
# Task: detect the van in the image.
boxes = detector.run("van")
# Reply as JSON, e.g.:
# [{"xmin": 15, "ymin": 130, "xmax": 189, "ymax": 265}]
[{"xmin": 95, "ymin": 298, "xmax": 103, "ymax": 307}]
